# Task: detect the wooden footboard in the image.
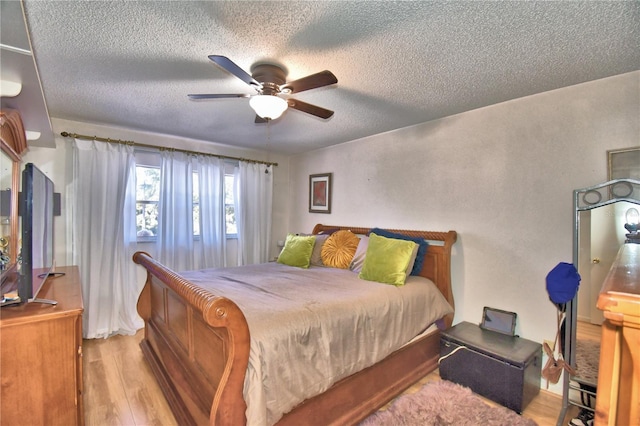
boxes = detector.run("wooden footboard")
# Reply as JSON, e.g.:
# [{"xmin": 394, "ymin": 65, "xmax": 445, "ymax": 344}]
[
  {"xmin": 133, "ymin": 252, "xmax": 251, "ymax": 425},
  {"xmin": 133, "ymin": 225, "xmax": 457, "ymax": 426}
]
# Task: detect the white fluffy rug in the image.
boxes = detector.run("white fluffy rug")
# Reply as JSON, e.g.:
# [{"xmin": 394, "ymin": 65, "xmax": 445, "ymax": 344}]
[{"xmin": 360, "ymin": 380, "xmax": 538, "ymax": 426}]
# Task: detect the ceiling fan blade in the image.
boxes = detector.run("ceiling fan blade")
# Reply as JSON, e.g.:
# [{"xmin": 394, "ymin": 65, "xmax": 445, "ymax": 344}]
[
  {"xmin": 208, "ymin": 55, "xmax": 261, "ymax": 89},
  {"xmin": 188, "ymin": 93, "xmax": 250, "ymax": 100},
  {"xmin": 281, "ymin": 70, "xmax": 337, "ymax": 94},
  {"xmin": 287, "ymin": 99, "xmax": 334, "ymax": 119},
  {"xmin": 255, "ymin": 115, "xmax": 268, "ymax": 124}
]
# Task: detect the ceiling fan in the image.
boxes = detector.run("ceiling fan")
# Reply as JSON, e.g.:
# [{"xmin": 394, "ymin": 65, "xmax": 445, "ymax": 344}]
[{"xmin": 188, "ymin": 55, "xmax": 338, "ymax": 122}]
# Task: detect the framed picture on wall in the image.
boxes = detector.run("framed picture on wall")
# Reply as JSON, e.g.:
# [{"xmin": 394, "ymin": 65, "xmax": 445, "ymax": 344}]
[
  {"xmin": 309, "ymin": 173, "xmax": 332, "ymax": 213},
  {"xmin": 608, "ymin": 147, "xmax": 640, "ymax": 180}
]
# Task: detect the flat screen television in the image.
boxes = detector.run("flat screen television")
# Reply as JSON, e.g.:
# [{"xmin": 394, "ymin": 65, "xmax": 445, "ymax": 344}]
[{"xmin": 18, "ymin": 163, "xmax": 57, "ymax": 304}]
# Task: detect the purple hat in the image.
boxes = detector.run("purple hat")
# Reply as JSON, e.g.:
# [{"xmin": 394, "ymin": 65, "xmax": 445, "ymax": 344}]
[{"xmin": 546, "ymin": 262, "xmax": 581, "ymax": 304}]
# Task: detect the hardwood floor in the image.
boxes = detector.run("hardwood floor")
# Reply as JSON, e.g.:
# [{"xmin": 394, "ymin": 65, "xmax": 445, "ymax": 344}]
[
  {"xmin": 82, "ymin": 322, "xmax": 601, "ymax": 425},
  {"xmin": 83, "ymin": 330, "xmax": 177, "ymax": 425}
]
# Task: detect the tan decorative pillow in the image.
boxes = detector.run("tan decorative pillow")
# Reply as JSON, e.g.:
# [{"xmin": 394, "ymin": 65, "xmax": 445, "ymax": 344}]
[
  {"xmin": 310, "ymin": 234, "xmax": 329, "ymax": 266},
  {"xmin": 321, "ymin": 230, "xmax": 360, "ymax": 269}
]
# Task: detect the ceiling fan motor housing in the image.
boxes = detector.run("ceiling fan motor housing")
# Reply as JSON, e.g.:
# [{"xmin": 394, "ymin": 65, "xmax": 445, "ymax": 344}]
[{"xmin": 252, "ymin": 64, "xmax": 287, "ymax": 95}]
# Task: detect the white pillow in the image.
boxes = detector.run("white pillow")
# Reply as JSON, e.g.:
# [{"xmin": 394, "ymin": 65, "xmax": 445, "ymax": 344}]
[{"xmin": 349, "ymin": 235, "xmax": 369, "ymax": 273}]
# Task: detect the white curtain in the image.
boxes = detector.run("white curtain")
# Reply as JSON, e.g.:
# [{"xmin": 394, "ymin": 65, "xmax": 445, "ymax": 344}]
[
  {"xmin": 157, "ymin": 150, "xmax": 194, "ymax": 271},
  {"xmin": 196, "ymin": 155, "xmax": 227, "ymax": 268},
  {"xmin": 71, "ymin": 139, "xmax": 142, "ymax": 339},
  {"xmin": 234, "ymin": 162, "xmax": 273, "ymax": 265}
]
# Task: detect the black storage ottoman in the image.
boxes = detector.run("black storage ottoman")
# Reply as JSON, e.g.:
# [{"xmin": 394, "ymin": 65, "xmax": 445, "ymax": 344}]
[{"xmin": 439, "ymin": 321, "xmax": 542, "ymax": 413}]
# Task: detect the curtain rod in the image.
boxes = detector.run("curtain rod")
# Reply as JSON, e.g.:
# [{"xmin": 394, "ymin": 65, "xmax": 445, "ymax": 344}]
[{"xmin": 60, "ymin": 131, "xmax": 278, "ymax": 167}]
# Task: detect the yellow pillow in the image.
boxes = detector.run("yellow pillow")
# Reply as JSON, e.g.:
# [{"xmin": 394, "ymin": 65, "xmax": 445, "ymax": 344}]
[
  {"xmin": 320, "ymin": 230, "xmax": 360, "ymax": 269},
  {"xmin": 359, "ymin": 233, "xmax": 418, "ymax": 286},
  {"xmin": 277, "ymin": 234, "xmax": 316, "ymax": 268}
]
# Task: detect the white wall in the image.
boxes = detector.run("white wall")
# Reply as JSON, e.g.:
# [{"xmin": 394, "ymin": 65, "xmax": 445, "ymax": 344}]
[{"xmin": 287, "ymin": 71, "xmax": 639, "ymax": 352}]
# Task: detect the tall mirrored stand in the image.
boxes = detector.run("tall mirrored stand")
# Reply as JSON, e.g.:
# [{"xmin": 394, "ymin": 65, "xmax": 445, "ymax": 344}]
[{"xmin": 557, "ymin": 178, "xmax": 640, "ymax": 425}]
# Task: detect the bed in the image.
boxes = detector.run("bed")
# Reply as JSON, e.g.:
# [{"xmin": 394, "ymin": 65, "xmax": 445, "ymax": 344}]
[{"xmin": 133, "ymin": 224, "xmax": 457, "ymax": 425}]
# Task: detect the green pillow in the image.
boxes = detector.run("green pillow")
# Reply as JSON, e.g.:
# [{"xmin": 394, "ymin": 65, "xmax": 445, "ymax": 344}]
[
  {"xmin": 277, "ymin": 234, "xmax": 316, "ymax": 268},
  {"xmin": 359, "ymin": 233, "xmax": 417, "ymax": 286}
]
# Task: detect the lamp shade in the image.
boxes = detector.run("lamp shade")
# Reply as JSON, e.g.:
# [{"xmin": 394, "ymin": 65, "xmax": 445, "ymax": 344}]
[
  {"xmin": 249, "ymin": 95, "xmax": 288, "ymax": 120},
  {"xmin": 625, "ymin": 207, "xmax": 639, "ymax": 234},
  {"xmin": 626, "ymin": 207, "xmax": 639, "ymax": 225}
]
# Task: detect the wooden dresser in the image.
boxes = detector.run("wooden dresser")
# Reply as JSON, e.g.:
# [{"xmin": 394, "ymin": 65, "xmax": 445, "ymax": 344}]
[
  {"xmin": 595, "ymin": 243, "xmax": 640, "ymax": 426},
  {"xmin": 0, "ymin": 266, "xmax": 84, "ymax": 425}
]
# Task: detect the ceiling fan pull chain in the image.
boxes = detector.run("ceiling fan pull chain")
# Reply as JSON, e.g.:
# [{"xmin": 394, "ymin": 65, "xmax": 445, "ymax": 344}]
[{"xmin": 265, "ymin": 120, "xmax": 271, "ymax": 174}]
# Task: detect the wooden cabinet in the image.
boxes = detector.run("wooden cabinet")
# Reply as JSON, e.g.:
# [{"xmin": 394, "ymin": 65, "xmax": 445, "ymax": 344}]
[
  {"xmin": 0, "ymin": 266, "xmax": 84, "ymax": 425},
  {"xmin": 595, "ymin": 243, "xmax": 640, "ymax": 426}
]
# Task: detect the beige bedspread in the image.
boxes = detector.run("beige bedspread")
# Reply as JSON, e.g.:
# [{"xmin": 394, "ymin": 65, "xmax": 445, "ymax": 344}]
[{"xmin": 182, "ymin": 263, "xmax": 453, "ymax": 425}]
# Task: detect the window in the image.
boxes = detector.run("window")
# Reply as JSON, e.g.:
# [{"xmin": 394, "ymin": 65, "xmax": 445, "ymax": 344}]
[
  {"xmin": 134, "ymin": 165, "xmax": 236, "ymax": 241},
  {"xmin": 193, "ymin": 171, "xmax": 200, "ymax": 237},
  {"xmin": 135, "ymin": 165, "xmax": 160, "ymax": 239},
  {"xmin": 225, "ymin": 174, "xmax": 236, "ymax": 236}
]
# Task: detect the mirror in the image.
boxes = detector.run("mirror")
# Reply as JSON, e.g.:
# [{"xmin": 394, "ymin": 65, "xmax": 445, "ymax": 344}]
[
  {"xmin": 576, "ymin": 201, "xmax": 637, "ymax": 324},
  {"xmin": 0, "ymin": 148, "xmax": 13, "ymax": 269},
  {"xmin": 0, "ymin": 109, "xmax": 27, "ymax": 277},
  {"xmin": 0, "ymin": 141, "xmax": 20, "ymax": 282},
  {"xmin": 577, "ymin": 148, "xmax": 640, "ymax": 330},
  {"xmin": 558, "ymin": 179, "xmax": 640, "ymax": 424},
  {"xmin": 0, "ymin": 139, "xmax": 20, "ymax": 275}
]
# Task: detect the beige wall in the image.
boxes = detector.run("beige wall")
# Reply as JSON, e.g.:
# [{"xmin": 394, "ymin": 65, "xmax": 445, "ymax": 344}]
[{"xmin": 287, "ymin": 71, "xmax": 639, "ymax": 351}]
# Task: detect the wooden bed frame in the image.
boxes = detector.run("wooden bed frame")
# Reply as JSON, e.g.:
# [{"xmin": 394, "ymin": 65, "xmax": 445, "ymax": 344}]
[{"xmin": 133, "ymin": 224, "xmax": 457, "ymax": 425}]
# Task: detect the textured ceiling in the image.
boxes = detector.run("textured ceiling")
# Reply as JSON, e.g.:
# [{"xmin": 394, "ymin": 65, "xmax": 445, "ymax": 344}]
[{"xmin": 10, "ymin": 1, "xmax": 640, "ymax": 154}]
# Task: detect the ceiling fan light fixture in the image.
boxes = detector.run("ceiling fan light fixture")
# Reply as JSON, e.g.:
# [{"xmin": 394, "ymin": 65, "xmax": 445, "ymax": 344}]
[{"xmin": 249, "ymin": 94, "xmax": 288, "ymax": 120}]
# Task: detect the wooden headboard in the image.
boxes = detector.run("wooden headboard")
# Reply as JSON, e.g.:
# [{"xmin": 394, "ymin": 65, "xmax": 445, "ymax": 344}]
[{"xmin": 312, "ymin": 224, "xmax": 457, "ymax": 328}]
